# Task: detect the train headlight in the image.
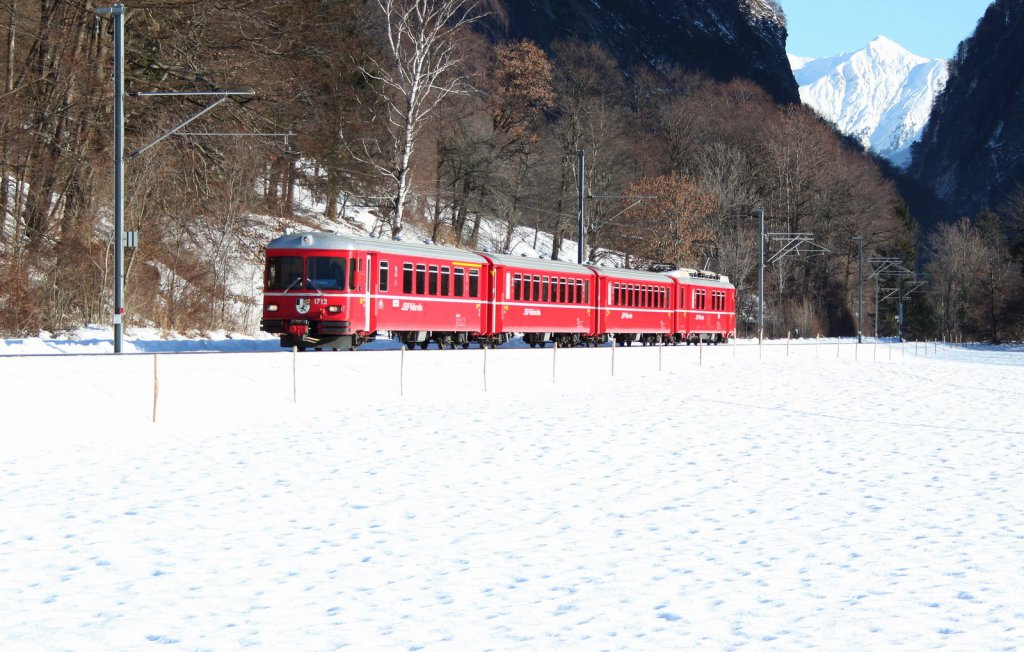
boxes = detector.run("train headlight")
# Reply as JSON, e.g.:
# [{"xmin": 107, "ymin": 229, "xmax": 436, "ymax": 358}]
[
  {"xmin": 327, "ymin": 305, "xmax": 342, "ymax": 314},
  {"xmin": 266, "ymin": 304, "xmax": 279, "ymax": 312}
]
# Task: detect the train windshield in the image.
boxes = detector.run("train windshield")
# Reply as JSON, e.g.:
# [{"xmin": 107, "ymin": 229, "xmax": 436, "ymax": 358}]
[
  {"xmin": 307, "ymin": 256, "xmax": 347, "ymax": 291},
  {"xmin": 266, "ymin": 256, "xmax": 304, "ymax": 291}
]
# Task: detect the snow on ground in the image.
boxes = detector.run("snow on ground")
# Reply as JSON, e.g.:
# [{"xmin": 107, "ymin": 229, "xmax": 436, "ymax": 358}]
[{"xmin": 2, "ymin": 332, "xmax": 1023, "ymax": 650}]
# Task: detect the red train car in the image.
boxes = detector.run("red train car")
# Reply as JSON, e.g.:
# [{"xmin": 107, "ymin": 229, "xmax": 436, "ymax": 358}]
[
  {"xmin": 480, "ymin": 253, "xmax": 598, "ymax": 347},
  {"xmin": 664, "ymin": 268, "xmax": 737, "ymax": 344},
  {"xmin": 261, "ymin": 232, "xmax": 488, "ymax": 350},
  {"xmin": 591, "ymin": 266, "xmax": 675, "ymax": 346},
  {"xmin": 260, "ymin": 231, "xmax": 738, "ymax": 350}
]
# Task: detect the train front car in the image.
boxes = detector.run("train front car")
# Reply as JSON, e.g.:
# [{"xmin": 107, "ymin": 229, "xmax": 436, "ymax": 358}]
[
  {"xmin": 591, "ymin": 266, "xmax": 675, "ymax": 346},
  {"xmin": 261, "ymin": 232, "xmax": 374, "ymax": 350},
  {"xmin": 261, "ymin": 231, "xmax": 492, "ymax": 350},
  {"xmin": 664, "ymin": 268, "xmax": 737, "ymax": 344}
]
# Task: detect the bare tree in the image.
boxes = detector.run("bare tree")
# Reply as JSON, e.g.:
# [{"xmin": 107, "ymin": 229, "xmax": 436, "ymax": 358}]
[
  {"xmin": 611, "ymin": 174, "xmax": 716, "ymax": 267},
  {"xmin": 353, "ymin": 0, "xmax": 482, "ymax": 238}
]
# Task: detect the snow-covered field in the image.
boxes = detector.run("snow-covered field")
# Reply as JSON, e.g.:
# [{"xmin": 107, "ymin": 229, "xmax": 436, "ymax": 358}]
[{"xmin": 2, "ymin": 330, "xmax": 1023, "ymax": 650}]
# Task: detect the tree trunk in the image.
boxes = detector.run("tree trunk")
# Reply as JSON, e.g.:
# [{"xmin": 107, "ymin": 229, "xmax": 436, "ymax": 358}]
[{"xmin": 5, "ymin": 0, "xmax": 14, "ymax": 93}]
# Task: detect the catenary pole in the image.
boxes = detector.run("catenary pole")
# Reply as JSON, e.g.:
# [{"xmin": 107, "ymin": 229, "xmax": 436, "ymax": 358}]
[
  {"xmin": 854, "ymin": 236, "xmax": 864, "ymax": 343},
  {"xmin": 95, "ymin": 5, "xmax": 125, "ymax": 353},
  {"xmin": 577, "ymin": 150, "xmax": 585, "ymax": 264},
  {"xmin": 752, "ymin": 207, "xmax": 765, "ymax": 343}
]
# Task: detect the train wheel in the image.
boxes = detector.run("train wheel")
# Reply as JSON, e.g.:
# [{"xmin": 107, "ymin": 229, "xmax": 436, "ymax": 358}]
[{"xmin": 419, "ymin": 341, "xmax": 429, "ymax": 350}]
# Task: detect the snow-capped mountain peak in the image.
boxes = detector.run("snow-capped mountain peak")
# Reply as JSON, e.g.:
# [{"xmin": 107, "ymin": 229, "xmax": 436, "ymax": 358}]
[{"xmin": 790, "ymin": 36, "xmax": 948, "ymax": 167}]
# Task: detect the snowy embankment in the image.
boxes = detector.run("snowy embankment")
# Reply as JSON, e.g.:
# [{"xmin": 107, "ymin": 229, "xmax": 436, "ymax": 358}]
[{"xmin": 2, "ymin": 335, "xmax": 1023, "ymax": 650}]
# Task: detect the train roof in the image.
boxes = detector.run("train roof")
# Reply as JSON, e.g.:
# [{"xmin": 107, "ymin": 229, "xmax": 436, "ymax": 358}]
[
  {"xmin": 586, "ymin": 265, "xmax": 674, "ymax": 283},
  {"xmin": 662, "ymin": 268, "xmax": 733, "ymax": 288},
  {"xmin": 266, "ymin": 231, "xmax": 488, "ymax": 264},
  {"xmin": 481, "ymin": 251, "xmax": 595, "ymax": 275}
]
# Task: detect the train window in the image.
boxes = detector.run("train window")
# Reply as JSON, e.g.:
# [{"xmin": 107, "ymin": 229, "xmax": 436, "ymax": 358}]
[
  {"xmin": 379, "ymin": 261, "xmax": 389, "ymax": 292},
  {"xmin": 266, "ymin": 256, "xmax": 304, "ymax": 290},
  {"xmin": 533, "ymin": 276, "xmax": 540, "ymax": 302},
  {"xmin": 469, "ymin": 269, "xmax": 479, "ymax": 297},
  {"xmin": 559, "ymin": 278, "xmax": 567, "ymax": 303},
  {"xmin": 513, "ymin": 273, "xmax": 522, "ymax": 301},
  {"xmin": 307, "ymin": 256, "xmax": 346, "ymax": 291},
  {"xmin": 441, "ymin": 267, "xmax": 450, "ymax": 295},
  {"xmin": 428, "ymin": 265, "xmax": 439, "ymax": 295},
  {"xmin": 576, "ymin": 279, "xmax": 584, "ymax": 304},
  {"xmin": 542, "ymin": 276, "xmax": 549, "ymax": 302},
  {"xmin": 454, "ymin": 268, "xmax": 465, "ymax": 296},
  {"xmin": 403, "ymin": 263, "xmax": 413, "ymax": 293},
  {"xmin": 416, "ymin": 264, "xmax": 426, "ymax": 294},
  {"xmin": 582, "ymin": 280, "xmax": 589, "ymax": 304},
  {"xmin": 550, "ymin": 278, "xmax": 557, "ymax": 303},
  {"xmin": 349, "ymin": 258, "xmax": 358, "ymax": 290},
  {"xmin": 612, "ymin": 283, "xmax": 619, "ymax": 306}
]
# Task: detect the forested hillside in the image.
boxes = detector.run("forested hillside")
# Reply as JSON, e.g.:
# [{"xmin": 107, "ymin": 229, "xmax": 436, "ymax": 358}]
[{"xmin": 1, "ymin": 0, "xmax": 1007, "ymax": 342}]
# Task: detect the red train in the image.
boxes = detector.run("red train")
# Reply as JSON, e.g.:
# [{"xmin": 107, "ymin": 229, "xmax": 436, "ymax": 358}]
[{"xmin": 260, "ymin": 231, "xmax": 736, "ymax": 350}]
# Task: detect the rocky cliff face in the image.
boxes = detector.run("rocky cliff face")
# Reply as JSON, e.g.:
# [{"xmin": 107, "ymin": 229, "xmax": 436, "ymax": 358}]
[
  {"xmin": 908, "ymin": 0, "xmax": 1024, "ymax": 218},
  {"xmin": 486, "ymin": 0, "xmax": 799, "ymax": 104}
]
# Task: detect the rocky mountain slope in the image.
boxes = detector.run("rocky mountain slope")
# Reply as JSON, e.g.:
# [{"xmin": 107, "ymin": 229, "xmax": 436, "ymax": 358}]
[
  {"xmin": 908, "ymin": 0, "xmax": 1024, "ymax": 218},
  {"xmin": 486, "ymin": 0, "xmax": 799, "ymax": 104}
]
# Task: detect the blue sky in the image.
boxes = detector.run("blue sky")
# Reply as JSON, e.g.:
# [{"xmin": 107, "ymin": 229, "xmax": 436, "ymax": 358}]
[{"xmin": 780, "ymin": 0, "xmax": 994, "ymax": 60}]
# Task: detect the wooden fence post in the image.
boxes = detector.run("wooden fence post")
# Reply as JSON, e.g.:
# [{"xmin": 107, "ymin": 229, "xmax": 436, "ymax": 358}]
[
  {"xmin": 611, "ymin": 338, "xmax": 616, "ymax": 376},
  {"xmin": 552, "ymin": 341, "xmax": 557, "ymax": 383},
  {"xmin": 152, "ymin": 354, "xmax": 159, "ymax": 423}
]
